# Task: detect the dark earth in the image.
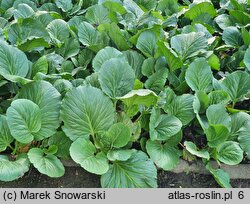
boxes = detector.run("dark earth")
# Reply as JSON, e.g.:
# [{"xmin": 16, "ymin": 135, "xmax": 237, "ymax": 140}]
[{"xmin": 0, "ymin": 167, "xmax": 250, "ymax": 188}]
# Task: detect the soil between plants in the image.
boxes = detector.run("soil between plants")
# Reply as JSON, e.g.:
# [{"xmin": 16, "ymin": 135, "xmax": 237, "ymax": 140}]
[{"xmin": 0, "ymin": 167, "xmax": 250, "ymax": 188}]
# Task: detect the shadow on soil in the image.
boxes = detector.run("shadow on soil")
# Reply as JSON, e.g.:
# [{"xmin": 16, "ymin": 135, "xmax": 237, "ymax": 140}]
[{"xmin": 0, "ymin": 167, "xmax": 249, "ymax": 188}]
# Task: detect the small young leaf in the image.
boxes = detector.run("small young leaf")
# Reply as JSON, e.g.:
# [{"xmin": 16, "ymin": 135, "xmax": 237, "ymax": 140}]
[
  {"xmin": 70, "ymin": 138, "xmax": 109, "ymax": 175},
  {"xmin": 146, "ymin": 140, "xmax": 181, "ymax": 170},
  {"xmin": 216, "ymin": 141, "xmax": 243, "ymax": 165},
  {"xmin": 184, "ymin": 141, "xmax": 210, "ymax": 160},
  {"xmin": 28, "ymin": 148, "xmax": 65, "ymax": 177}
]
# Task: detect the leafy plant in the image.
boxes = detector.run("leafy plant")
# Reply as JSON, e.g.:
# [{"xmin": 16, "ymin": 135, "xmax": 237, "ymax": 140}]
[{"xmin": 0, "ymin": 0, "xmax": 250, "ymax": 188}]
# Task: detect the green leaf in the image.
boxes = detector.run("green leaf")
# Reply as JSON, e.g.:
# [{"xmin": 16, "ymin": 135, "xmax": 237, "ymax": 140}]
[
  {"xmin": 230, "ymin": 112, "xmax": 250, "ymax": 157},
  {"xmin": 107, "ymin": 149, "xmax": 136, "ymax": 161},
  {"xmin": 164, "ymin": 94, "xmax": 195, "ymax": 126},
  {"xmin": 242, "ymin": 28, "xmax": 250, "ymax": 46},
  {"xmin": 215, "ymin": 14, "xmax": 234, "ymax": 30},
  {"xmin": 98, "ymin": 58, "xmax": 135, "ymax": 98},
  {"xmin": 47, "ymin": 19, "xmax": 70, "ymax": 47},
  {"xmin": 136, "ymin": 31, "xmax": 156, "ymax": 57},
  {"xmin": 229, "ymin": 112, "xmax": 250, "ymax": 140},
  {"xmin": 0, "ymin": 154, "xmax": 30, "ymax": 182},
  {"xmin": 61, "ymin": 86, "xmax": 115, "ymax": 141},
  {"xmin": 78, "ymin": 21, "xmax": 107, "ymax": 51},
  {"xmin": 85, "ymin": 5, "xmax": 109, "ymax": 25},
  {"xmin": 222, "ymin": 27, "xmax": 244, "ymax": 47},
  {"xmin": 28, "ymin": 148, "xmax": 65, "ymax": 177},
  {"xmin": 184, "ymin": 2, "xmax": 216, "ymax": 20},
  {"xmin": 18, "ymin": 81, "xmax": 61, "ymax": 141},
  {"xmin": 205, "ymin": 125, "xmax": 229, "ymax": 148},
  {"xmin": 145, "ymin": 69, "xmax": 169, "ymax": 94},
  {"xmin": 185, "ymin": 58, "xmax": 213, "ymax": 93},
  {"xmin": 101, "ymin": 150, "xmax": 157, "ymax": 188},
  {"xmin": 123, "ymin": 50, "xmax": 145, "ymax": 79},
  {"xmin": 149, "ymin": 108, "xmax": 182, "ymax": 141},
  {"xmin": 105, "ymin": 23, "xmax": 130, "ymax": 51},
  {"xmin": 146, "ymin": 140, "xmax": 181, "ymax": 170},
  {"xmin": 118, "ymin": 89, "xmax": 158, "ymax": 107},
  {"xmin": 216, "ymin": 141, "xmax": 243, "ymax": 165},
  {"xmin": 157, "ymin": 41, "xmax": 182, "ymax": 71},
  {"xmin": 48, "ymin": 131, "xmax": 72, "ymax": 159},
  {"xmin": 206, "ymin": 104, "xmax": 231, "ymax": 127},
  {"xmin": 244, "ymin": 46, "xmax": 250, "ymax": 71},
  {"xmin": 141, "ymin": 57, "xmax": 155, "ymax": 77},
  {"xmin": 208, "ymin": 54, "xmax": 220, "ymax": 71},
  {"xmin": 171, "ymin": 32, "xmax": 208, "ymax": 61},
  {"xmin": 208, "ymin": 90, "xmax": 231, "ymax": 105},
  {"xmin": 103, "ymin": 1, "xmax": 127, "ymax": 15},
  {"xmin": 70, "ymin": 138, "xmax": 109, "ymax": 175},
  {"xmin": 193, "ymin": 91, "xmax": 210, "ymax": 114},
  {"xmin": 184, "ymin": 141, "xmax": 210, "ymax": 159},
  {"xmin": 0, "ymin": 41, "xmax": 29, "ymax": 81},
  {"xmin": 56, "ymin": 37, "xmax": 80, "ymax": 59},
  {"xmin": 7, "ymin": 18, "xmax": 50, "ymax": 51},
  {"xmin": 106, "ymin": 123, "xmax": 131, "ymax": 148},
  {"xmin": 6, "ymin": 99, "xmax": 41, "ymax": 144},
  {"xmin": 221, "ymin": 71, "xmax": 250, "ymax": 102},
  {"xmin": 17, "ymin": 38, "xmax": 50, "ymax": 52},
  {"xmin": 92, "ymin": 47, "xmax": 124, "ymax": 72},
  {"xmin": 0, "ymin": 115, "xmax": 14, "ymax": 152},
  {"xmin": 55, "ymin": 0, "xmax": 73, "ymax": 12},
  {"xmin": 206, "ymin": 163, "xmax": 232, "ymax": 188},
  {"xmin": 229, "ymin": 10, "xmax": 250, "ymax": 26},
  {"xmin": 32, "ymin": 56, "xmax": 48, "ymax": 78},
  {"xmin": 13, "ymin": 3, "xmax": 34, "ymax": 19}
]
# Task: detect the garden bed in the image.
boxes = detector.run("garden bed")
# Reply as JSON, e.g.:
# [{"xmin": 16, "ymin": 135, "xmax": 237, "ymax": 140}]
[
  {"xmin": 0, "ymin": 167, "xmax": 249, "ymax": 188},
  {"xmin": 0, "ymin": 0, "xmax": 250, "ymax": 189},
  {"xmin": 1, "ymin": 160, "xmax": 250, "ymax": 188}
]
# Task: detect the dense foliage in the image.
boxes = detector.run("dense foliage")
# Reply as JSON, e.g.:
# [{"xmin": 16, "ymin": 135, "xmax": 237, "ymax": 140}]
[{"xmin": 0, "ymin": 0, "xmax": 250, "ymax": 188}]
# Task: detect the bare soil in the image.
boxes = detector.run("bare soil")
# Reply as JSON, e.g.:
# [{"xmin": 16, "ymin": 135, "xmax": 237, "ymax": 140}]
[{"xmin": 0, "ymin": 167, "xmax": 250, "ymax": 188}]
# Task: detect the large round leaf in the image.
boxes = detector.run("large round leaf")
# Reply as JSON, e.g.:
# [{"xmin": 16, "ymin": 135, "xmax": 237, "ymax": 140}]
[
  {"xmin": 184, "ymin": 2, "xmax": 216, "ymax": 20},
  {"xmin": 17, "ymin": 81, "xmax": 61, "ymax": 140},
  {"xmin": 46, "ymin": 19, "xmax": 70, "ymax": 46},
  {"xmin": 101, "ymin": 150, "xmax": 157, "ymax": 188},
  {"xmin": 0, "ymin": 41, "xmax": 29, "ymax": 80},
  {"xmin": 92, "ymin": 47, "xmax": 124, "ymax": 72},
  {"xmin": 6, "ymin": 99, "xmax": 41, "ymax": 144},
  {"xmin": 222, "ymin": 27, "xmax": 243, "ymax": 47},
  {"xmin": 0, "ymin": 115, "xmax": 14, "ymax": 152},
  {"xmin": 98, "ymin": 58, "xmax": 135, "ymax": 98},
  {"xmin": 221, "ymin": 71, "xmax": 250, "ymax": 103},
  {"xmin": 171, "ymin": 32, "xmax": 207, "ymax": 61},
  {"xmin": 136, "ymin": 31, "xmax": 156, "ymax": 57},
  {"xmin": 149, "ymin": 108, "xmax": 182, "ymax": 141},
  {"xmin": 61, "ymin": 86, "xmax": 115, "ymax": 140},
  {"xmin": 28, "ymin": 148, "xmax": 65, "ymax": 178},
  {"xmin": 70, "ymin": 138, "xmax": 109, "ymax": 175},
  {"xmin": 0, "ymin": 154, "xmax": 30, "ymax": 182},
  {"xmin": 217, "ymin": 141, "xmax": 243, "ymax": 165},
  {"xmin": 146, "ymin": 140, "xmax": 181, "ymax": 171},
  {"xmin": 185, "ymin": 58, "xmax": 213, "ymax": 93}
]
